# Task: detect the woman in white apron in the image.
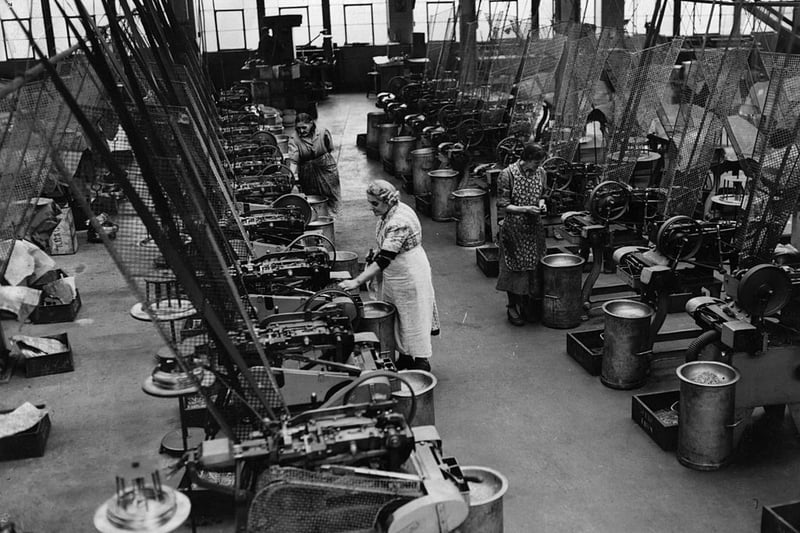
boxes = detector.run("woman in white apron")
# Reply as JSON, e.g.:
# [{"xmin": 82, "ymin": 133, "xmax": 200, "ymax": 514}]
[{"xmin": 339, "ymin": 180, "xmax": 439, "ymax": 371}]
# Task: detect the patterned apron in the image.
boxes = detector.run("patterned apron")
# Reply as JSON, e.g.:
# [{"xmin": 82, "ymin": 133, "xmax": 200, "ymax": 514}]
[{"xmin": 499, "ymin": 162, "xmax": 546, "ymax": 271}]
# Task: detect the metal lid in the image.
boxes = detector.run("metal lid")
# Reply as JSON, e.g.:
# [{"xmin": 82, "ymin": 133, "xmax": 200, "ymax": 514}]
[
  {"xmin": 361, "ymin": 300, "xmax": 396, "ymax": 318},
  {"xmin": 428, "ymin": 169, "xmax": 459, "ymax": 178}
]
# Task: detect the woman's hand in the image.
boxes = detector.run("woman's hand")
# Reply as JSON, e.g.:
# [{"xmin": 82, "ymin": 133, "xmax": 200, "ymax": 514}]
[{"xmin": 338, "ymin": 279, "xmax": 360, "ymax": 291}]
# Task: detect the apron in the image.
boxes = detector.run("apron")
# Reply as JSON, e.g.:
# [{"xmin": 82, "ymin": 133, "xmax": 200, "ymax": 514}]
[
  {"xmin": 379, "ymin": 246, "xmax": 440, "ymax": 359},
  {"xmin": 498, "ymin": 162, "xmax": 546, "ymax": 271}
]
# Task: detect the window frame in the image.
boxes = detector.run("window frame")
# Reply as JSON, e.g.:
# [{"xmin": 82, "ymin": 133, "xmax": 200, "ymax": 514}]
[
  {"xmin": 343, "ymin": 3, "xmax": 375, "ymax": 45},
  {"xmin": 214, "ymin": 8, "xmax": 247, "ymax": 51},
  {"xmin": 278, "ymin": 6, "xmax": 311, "ymax": 47},
  {"xmin": 1, "ymin": 17, "xmax": 33, "ymax": 60}
]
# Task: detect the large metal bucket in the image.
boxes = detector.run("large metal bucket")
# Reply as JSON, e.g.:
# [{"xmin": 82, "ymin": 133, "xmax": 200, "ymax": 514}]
[
  {"xmin": 451, "ymin": 188, "xmax": 487, "ymax": 247},
  {"xmin": 411, "ymin": 147, "xmax": 436, "ymax": 195},
  {"xmin": 455, "ymin": 466, "xmax": 509, "ymax": 533},
  {"xmin": 306, "ymin": 194, "xmax": 329, "ymax": 221},
  {"xmin": 390, "ymin": 136, "xmax": 417, "ymax": 179},
  {"xmin": 366, "ymin": 111, "xmax": 388, "ymax": 151},
  {"xmin": 356, "ymin": 301, "xmax": 396, "ymax": 361},
  {"xmin": 378, "ymin": 124, "xmax": 400, "ymax": 168},
  {"xmin": 677, "ymin": 361, "xmax": 740, "ymax": 471},
  {"xmin": 600, "ymin": 300, "xmax": 653, "ymax": 390},
  {"xmin": 306, "ymin": 215, "xmax": 334, "ymax": 245},
  {"xmin": 541, "ymin": 253, "xmax": 585, "ymax": 329},
  {"xmin": 429, "ymin": 169, "xmax": 459, "ymax": 222},
  {"xmin": 393, "ymin": 369, "xmax": 437, "ymax": 426},
  {"xmin": 329, "ymin": 250, "xmax": 359, "ymax": 279}
]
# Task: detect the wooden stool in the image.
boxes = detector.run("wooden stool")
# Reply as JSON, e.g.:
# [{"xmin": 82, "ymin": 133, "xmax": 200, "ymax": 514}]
[{"xmin": 367, "ymin": 71, "xmax": 380, "ymax": 98}]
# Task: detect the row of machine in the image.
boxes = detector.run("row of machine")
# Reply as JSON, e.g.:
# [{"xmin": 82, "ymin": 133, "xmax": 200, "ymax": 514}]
[
  {"xmin": 0, "ymin": 4, "xmax": 508, "ymax": 533},
  {"xmin": 359, "ymin": 22, "xmax": 800, "ymax": 473}
]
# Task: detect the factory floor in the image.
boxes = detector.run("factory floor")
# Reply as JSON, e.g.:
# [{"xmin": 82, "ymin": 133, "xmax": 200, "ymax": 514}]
[{"xmin": 2, "ymin": 92, "xmax": 800, "ymax": 533}]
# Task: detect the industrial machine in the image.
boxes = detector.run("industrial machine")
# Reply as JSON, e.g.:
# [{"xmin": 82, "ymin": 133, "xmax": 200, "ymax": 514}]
[
  {"xmin": 185, "ymin": 393, "xmax": 469, "ymax": 533},
  {"xmin": 685, "ymin": 263, "xmax": 800, "ymax": 441}
]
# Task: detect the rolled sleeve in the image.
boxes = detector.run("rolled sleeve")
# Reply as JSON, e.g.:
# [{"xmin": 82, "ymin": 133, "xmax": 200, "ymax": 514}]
[{"xmin": 380, "ymin": 223, "xmax": 409, "ymax": 254}]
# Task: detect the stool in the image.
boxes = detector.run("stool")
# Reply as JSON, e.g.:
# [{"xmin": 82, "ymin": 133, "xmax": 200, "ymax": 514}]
[{"xmin": 367, "ymin": 71, "xmax": 380, "ymax": 98}]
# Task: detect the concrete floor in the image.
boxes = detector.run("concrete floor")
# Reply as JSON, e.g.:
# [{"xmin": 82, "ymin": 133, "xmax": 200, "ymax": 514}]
[{"xmin": 2, "ymin": 93, "xmax": 800, "ymax": 532}]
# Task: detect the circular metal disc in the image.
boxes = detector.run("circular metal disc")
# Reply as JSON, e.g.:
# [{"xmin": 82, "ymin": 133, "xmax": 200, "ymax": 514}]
[
  {"xmin": 588, "ymin": 181, "xmax": 631, "ymax": 221},
  {"xmin": 94, "ymin": 486, "xmax": 191, "ymax": 533},
  {"xmin": 737, "ymin": 264, "xmax": 792, "ymax": 316},
  {"xmin": 272, "ymin": 193, "xmax": 313, "ymax": 226},
  {"xmin": 655, "ymin": 215, "xmax": 703, "ymax": 261}
]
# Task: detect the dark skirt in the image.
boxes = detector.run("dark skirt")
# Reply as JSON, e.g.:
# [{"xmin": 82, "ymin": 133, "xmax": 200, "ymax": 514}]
[{"xmin": 495, "ymin": 243, "xmax": 542, "ymax": 297}]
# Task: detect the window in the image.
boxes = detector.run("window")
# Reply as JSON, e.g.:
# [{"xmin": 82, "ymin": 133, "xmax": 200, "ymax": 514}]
[
  {"xmin": 201, "ymin": 0, "xmax": 258, "ymax": 53},
  {"xmin": 477, "ymin": 0, "xmax": 518, "ymax": 42},
  {"xmin": 421, "ymin": 1, "xmax": 455, "ymax": 42},
  {"xmin": 215, "ymin": 9, "xmax": 246, "ymax": 49},
  {"xmin": 0, "ymin": 0, "xmax": 48, "ymax": 60},
  {"xmin": 343, "ymin": 4, "xmax": 374, "ymax": 44}
]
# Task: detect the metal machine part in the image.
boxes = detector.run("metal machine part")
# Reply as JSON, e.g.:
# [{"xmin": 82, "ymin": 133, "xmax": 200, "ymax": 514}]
[
  {"xmin": 237, "ymin": 248, "xmax": 332, "ymax": 294},
  {"xmin": 94, "ymin": 466, "xmax": 190, "ymax": 533},
  {"xmin": 587, "ymin": 181, "xmax": 631, "ymax": 222}
]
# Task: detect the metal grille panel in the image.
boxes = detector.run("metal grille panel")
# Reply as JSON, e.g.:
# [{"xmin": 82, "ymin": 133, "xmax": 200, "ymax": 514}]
[
  {"xmin": 735, "ymin": 53, "xmax": 800, "ymax": 265},
  {"xmin": 603, "ymin": 39, "xmax": 683, "ymax": 184},
  {"xmin": 248, "ymin": 467, "xmax": 422, "ymax": 533},
  {"xmin": 662, "ymin": 47, "xmax": 752, "ymax": 216}
]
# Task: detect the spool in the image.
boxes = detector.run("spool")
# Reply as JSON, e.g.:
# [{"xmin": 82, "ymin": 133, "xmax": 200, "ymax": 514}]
[
  {"xmin": 356, "ymin": 300, "xmax": 396, "ymax": 361},
  {"xmin": 267, "ymin": 125, "xmax": 284, "ymax": 135},
  {"xmin": 329, "ymin": 250, "xmax": 359, "ymax": 279},
  {"xmin": 600, "ymin": 300, "xmax": 653, "ymax": 390},
  {"xmin": 676, "ymin": 361, "xmax": 740, "ymax": 471},
  {"xmin": 429, "ymin": 169, "xmax": 459, "ymax": 222},
  {"xmin": 306, "ymin": 215, "xmax": 335, "ymax": 245},
  {"xmin": 306, "ymin": 195, "xmax": 329, "ymax": 221},
  {"xmin": 377, "ymin": 124, "xmax": 400, "ymax": 170},
  {"xmin": 393, "ymin": 369, "xmax": 437, "ymax": 426},
  {"xmin": 451, "ymin": 188, "xmax": 487, "ymax": 246},
  {"xmin": 454, "ymin": 466, "xmax": 509, "ymax": 533},
  {"xmin": 540, "ymin": 253, "xmax": 585, "ymax": 328},
  {"xmin": 389, "ymin": 136, "xmax": 417, "ymax": 179}
]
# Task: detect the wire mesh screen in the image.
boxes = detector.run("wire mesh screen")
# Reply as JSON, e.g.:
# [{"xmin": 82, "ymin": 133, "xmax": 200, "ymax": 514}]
[
  {"xmin": 549, "ymin": 27, "xmax": 620, "ymax": 160},
  {"xmin": 734, "ymin": 53, "xmax": 800, "ymax": 266},
  {"xmin": 508, "ymin": 26, "xmax": 568, "ymax": 139},
  {"xmin": 248, "ymin": 467, "xmax": 422, "ymax": 533},
  {"xmin": 603, "ymin": 39, "xmax": 684, "ymax": 183},
  {"xmin": 0, "ymin": 55, "xmax": 101, "ymax": 277},
  {"xmin": 662, "ymin": 47, "xmax": 752, "ymax": 216},
  {"xmin": 18, "ymin": 1, "xmax": 291, "ymax": 441}
]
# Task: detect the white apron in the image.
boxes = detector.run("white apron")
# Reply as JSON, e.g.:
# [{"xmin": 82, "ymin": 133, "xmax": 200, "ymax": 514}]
[{"xmin": 379, "ymin": 245, "xmax": 439, "ymax": 358}]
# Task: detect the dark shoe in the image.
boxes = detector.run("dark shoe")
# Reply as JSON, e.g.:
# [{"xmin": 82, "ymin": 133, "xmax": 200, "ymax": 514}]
[
  {"xmin": 395, "ymin": 354, "xmax": 414, "ymax": 371},
  {"xmin": 411, "ymin": 358, "xmax": 431, "ymax": 372},
  {"xmin": 506, "ymin": 305, "xmax": 525, "ymax": 326}
]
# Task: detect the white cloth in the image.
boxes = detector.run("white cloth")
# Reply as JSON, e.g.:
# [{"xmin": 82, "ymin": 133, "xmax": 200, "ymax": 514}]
[{"xmin": 379, "ymin": 246, "xmax": 439, "ymax": 359}]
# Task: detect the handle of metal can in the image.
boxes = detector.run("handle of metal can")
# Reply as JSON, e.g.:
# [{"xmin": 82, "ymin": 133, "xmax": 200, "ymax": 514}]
[{"xmin": 726, "ymin": 418, "xmax": 745, "ymax": 428}]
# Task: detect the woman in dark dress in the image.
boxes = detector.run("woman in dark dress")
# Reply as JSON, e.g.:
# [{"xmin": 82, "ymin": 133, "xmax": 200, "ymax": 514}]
[
  {"xmin": 286, "ymin": 113, "xmax": 341, "ymax": 214},
  {"xmin": 496, "ymin": 143, "xmax": 548, "ymax": 326}
]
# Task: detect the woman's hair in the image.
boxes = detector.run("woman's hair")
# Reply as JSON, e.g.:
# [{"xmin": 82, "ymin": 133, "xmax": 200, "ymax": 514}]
[
  {"xmin": 296, "ymin": 113, "xmax": 315, "ymax": 125},
  {"xmin": 521, "ymin": 142, "xmax": 547, "ymax": 162},
  {"xmin": 366, "ymin": 179, "xmax": 400, "ymax": 206}
]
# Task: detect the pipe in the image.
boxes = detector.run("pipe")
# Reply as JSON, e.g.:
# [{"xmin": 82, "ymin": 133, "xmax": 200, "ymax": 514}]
[{"xmin": 685, "ymin": 330, "xmax": 721, "ymax": 362}]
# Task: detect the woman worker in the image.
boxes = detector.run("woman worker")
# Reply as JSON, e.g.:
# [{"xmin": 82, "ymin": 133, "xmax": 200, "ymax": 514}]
[
  {"xmin": 496, "ymin": 142, "xmax": 548, "ymax": 326},
  {"xmin": 286, "ymin": 113, "xmax": 342, "ymax": 214},
  {"xmin": 338, "ymin": 180, "xmax": 439, "ymax": 372}
]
